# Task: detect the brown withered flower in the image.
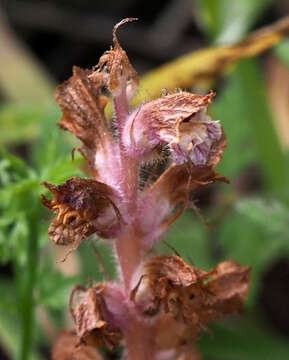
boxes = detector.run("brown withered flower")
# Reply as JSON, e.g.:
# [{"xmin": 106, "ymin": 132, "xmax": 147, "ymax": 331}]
[
  {"xmin": 132, "ymin": 255, "xmax": 250, "ymax": 345},
  {"xmin": 41, "ymin": 177, "xmax": 121, "ymax": 253}
]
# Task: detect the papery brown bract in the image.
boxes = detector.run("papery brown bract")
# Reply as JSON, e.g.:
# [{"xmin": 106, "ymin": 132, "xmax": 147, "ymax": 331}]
[
  {"xmin": 41, "ymin": 177, "xmax": 121, "ymax": 251},
  {"xmin": 55, "ymin": 67, "xmax": 112, "ymax": 159},
  {"xmin": 70, "ymin": 284, "xmax": 123, "ymax": 350},
  {"xmin": 52, "ymin": 330, "xmax": 104, "ymax": 360},
  {"xmin": 97, "ymin": 18, "xmax": 139, "ymax": 98}
]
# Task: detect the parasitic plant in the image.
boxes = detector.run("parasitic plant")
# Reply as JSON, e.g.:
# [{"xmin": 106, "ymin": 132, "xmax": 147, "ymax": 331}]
[{"xmin": 42, "ymin": 18, "xmax": 251, "ymax": 360}]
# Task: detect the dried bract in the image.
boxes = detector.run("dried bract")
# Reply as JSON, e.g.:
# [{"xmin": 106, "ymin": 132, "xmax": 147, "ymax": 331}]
[
  {"xmin": 137, "ymin": 164, "xmax": 228, "ymax": 246},
  {"xmin": 55, "ymin": 67, "xmax": 111, "ymax": 158},
  {"xmin": 41, "ymin": 177, "xmax": 121, "ymax": 250},
  {"xmin": 70, "ymin": 284, "xmax": 123, "ymax": 350}
]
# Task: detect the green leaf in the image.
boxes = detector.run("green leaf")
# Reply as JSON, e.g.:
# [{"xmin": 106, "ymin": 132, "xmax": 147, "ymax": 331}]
[
  {"xmin": 233, "ymin": 59, "xmax": 288, "ymax": 191},
  {"xmin": 0, "ymin": 280, "xmax": 42, "ymax": 360},
  {"xmin": 274, "ymin": 38, "xmax": 289, "ymax": 69},
  {"xmin": 199, "ymin": 318, "xmax": 289, "ymax": 360},
  {"xmin": 218, "ymin": 198, "xmax": 289, "ymax": 305},
  {"xmin": 212, "ymin": 68, "xmax": 256, "ymax": 178},
  {"xmin": 195, "ymin": 0, "xmax": 272, "ymax": 44},
  {"xmin": 0, "ymin": 145, "xmax": 33, "ymax": 181},
  {"xmin": 0, "ymin": 102, "xmax": 47, "ymax": 144},
  {"xmin": 163, "ymin": 211, "xmax": 213, "ymax": 270},
  {"xmin": 37, "ymin": 258, "xmax": 77, "ymax": 310},
  {"xmin": 79, "ymin": 240, "xmax": 116, "ymax": 282},
  {"xmin": 236, "ymin": 198, "xmax": 289, "ymax": 239}
]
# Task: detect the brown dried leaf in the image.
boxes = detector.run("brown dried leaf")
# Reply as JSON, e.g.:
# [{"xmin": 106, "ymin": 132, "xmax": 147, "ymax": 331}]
[
  {"xmin": 41, "ymin": 177, "xmax": 121, "ymax": 249},
  {"xmin": 97, "ymin": 18, "xmax": 139, "ymax": 98},
  {"xmin": 52, "ymin": 330, "xmax": 104, "ymax": 360},
  {"xmin": 70, "ymin": 284, "xmax": 123, "ymax": 350},
  {"xmin": 55, "ymin": 66, "xmax": 111, "ymax": 155}
]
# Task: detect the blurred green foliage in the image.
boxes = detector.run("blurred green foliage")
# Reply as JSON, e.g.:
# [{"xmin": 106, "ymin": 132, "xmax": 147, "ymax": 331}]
[{"xmin": 1, "ymin": 1, "xmax": 289, "ymax": 359}]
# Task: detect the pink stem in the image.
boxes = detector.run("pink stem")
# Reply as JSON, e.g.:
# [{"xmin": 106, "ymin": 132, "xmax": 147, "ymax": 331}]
[
  {"xmin": 125, "ymin": 317, "xmax": 156, "ymax": 360},
  {"xmin": 114, "ymin": 84, "xmax": 155, "ymax": 359},
  {"xmin": 115, "ymin": 224, "xmax": 142, "ymax": 292}
]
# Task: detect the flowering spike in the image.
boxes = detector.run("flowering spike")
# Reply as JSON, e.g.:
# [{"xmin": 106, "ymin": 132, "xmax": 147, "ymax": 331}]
[{"xmin": 43, "ymin": 19, "xmax": 251, "ymax": 360}]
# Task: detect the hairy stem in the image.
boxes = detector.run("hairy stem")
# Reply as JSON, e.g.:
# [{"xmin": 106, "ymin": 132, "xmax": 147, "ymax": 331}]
[
  {"xmin": 114, "ymin": 87, "xmax": 138, "ymax": 213},
  {"xmin": 114, "ymin": 84, "xmax": 152, "ymax": 358},
  {"xmin": 115, "ymin": 225, "xmax": 142, "ymax": 292},
  {"xmin": 125, "ymin": 318, "xmax": 155, "ymax": 360}
]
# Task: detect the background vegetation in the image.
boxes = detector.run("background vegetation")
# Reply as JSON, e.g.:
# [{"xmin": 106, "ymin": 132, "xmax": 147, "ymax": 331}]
[{"xmin": 0, "ymin": 0, "xmax": 289, "ymax": 359}]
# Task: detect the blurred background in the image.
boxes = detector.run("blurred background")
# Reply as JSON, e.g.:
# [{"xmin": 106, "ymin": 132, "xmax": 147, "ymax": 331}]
[{"xmin": 0, "ymin": 0, "xmax": 289, "ymax": 359}]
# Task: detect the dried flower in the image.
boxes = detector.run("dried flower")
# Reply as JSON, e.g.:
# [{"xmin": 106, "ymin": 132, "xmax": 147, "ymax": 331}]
[
  {"xmin": 69, "ymin": 283, "xmax": 124, "ymax": 350},
  {"xmin": 132, "ymin": 255, "xmax": 250, "ymax": 344},
  {"xmin": 41, "ymin": 177, "xmax": 121, "ymax": 252}
]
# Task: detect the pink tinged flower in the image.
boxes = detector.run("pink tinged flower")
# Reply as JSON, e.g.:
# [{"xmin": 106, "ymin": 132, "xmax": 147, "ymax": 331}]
[{"xmin": 122, "ymin": 91, "xmax": 222, "ymax": 165}]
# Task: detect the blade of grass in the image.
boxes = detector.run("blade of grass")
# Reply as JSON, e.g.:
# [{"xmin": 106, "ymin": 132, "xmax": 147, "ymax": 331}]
[
  {"xmin": 195, "ymin": 0, "xmax": 272, "ymax": 44},
  {"xmin": 234, "ymin": 58, "xmax": 288, "ymax": 191}
]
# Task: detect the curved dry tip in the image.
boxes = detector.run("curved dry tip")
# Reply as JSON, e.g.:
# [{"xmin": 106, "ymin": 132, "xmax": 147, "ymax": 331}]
[{"xmin": 113, "ymin": 17, "xmax": 138, "ymax": 45}]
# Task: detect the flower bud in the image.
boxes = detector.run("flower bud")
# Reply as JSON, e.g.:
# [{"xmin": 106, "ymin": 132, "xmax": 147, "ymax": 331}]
[{"xmin": 122, "ymin": 91, "xmax": 222, "ymax": 164}]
